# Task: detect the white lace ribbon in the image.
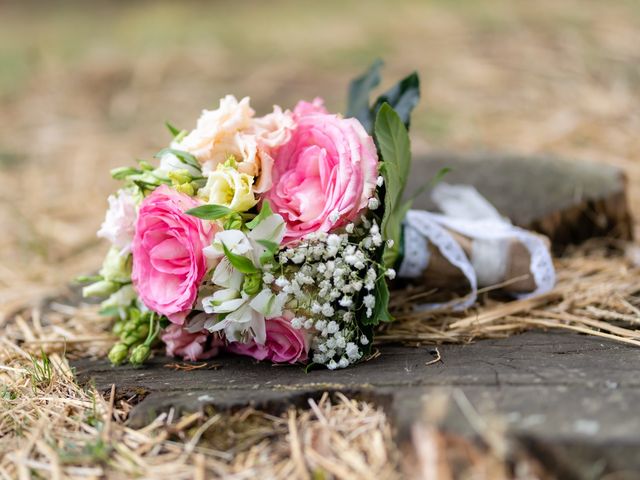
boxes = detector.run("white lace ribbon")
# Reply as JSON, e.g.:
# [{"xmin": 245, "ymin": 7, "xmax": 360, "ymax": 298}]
[{"xmin": 398, "ymin": 183, "xmax": 556, "ymax": 311}]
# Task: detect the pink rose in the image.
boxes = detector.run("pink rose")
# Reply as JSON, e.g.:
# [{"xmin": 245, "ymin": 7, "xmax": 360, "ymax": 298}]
[
  {"xmin": 227, "ymin": 317, "xmax": 310, "ymax": 364},
  {"xmin": 264, "ymin": 108, "xmax": 378, "ymax": 243},
  {"xmin": 131, "ymin": 185, "xmax": 216, "ymax": 324},
  {"xmin": 161, "ymin": 324, "xmax": 223, "ymax": 361},
  {"xmin": 293, "ymin": 97, "xmax": 329, "ymax": 117}
]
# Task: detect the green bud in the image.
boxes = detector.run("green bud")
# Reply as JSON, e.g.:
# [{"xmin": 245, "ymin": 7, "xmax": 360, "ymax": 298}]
[
  {"xmin": 129, "ymin": 344, "xmax": 151, "ymax": 366},
  {"xmin": 108, "ymin": 343, "xmax": 129, "ymax": 365},
  {"xmin": 168, "ymin": 169, "xmax": 193, "ymax": 185},
  {"xmin": 138, "ymin": 160, "xmax": 154, "ymax": 171},
  {"xmin": 112, "ymin": 320, "xmax": 125, "ymax": 336},
  {"xmin": 242, "ymin": 272, "xmax": 263, "ymax": 296},
  {"xmin": 174, "ymin": 182, "xmax": 195, "ymax": 196},
  {"xmin": 82, "ymin": 280, "xmax": 119, "ymax": 298},
  {"xmin": 99, "ymin": 247, "xmax": 132, "ymax": 283},
  {"xmin": 224, "ymin": 213, "xmax": 244, "ymax": 231},
  {"xmin": 123, "ymin": 319, "xmax": 139, "ymax": 333},
  {"xmin": 122, "ymin": 334, "xmax": 141, "ymax": 347},
  {"xmin": 134, "ymin": 323, "xmax": 149, "ymax": 339}
]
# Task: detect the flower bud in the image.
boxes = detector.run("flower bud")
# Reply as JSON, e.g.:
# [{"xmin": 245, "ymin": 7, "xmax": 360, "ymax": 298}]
[
  {"xmin": 242, "ymin": 272, "xmax": 263, "ymax": 296},
  {"xmin": 108, "ymin": 343, "xmax": 129, "ymax": 365},
  {"xmin": 174, "ymin": 182, "xmax": 195, "ymax": 196},
  {"xmin": 82, "ymin": 280, "xmax": 119, "ymax": 298},
  {"xmin": 129, "ymin": 344, "xmax": 151, "ymax": 366},
  {"xmin": 224, "ymin": 213, "xmax": 244, "ymax": 231},
  {"xmin": 99, "ymin": 246, "xmax": 132, "ymax": 283},
  {"xmin": 112, "ymin": 320, "xmax": 125, "ymax": 336},
  {"xmin": 122, "ymin": 334, "xmax": 140, "ymax": 347}
]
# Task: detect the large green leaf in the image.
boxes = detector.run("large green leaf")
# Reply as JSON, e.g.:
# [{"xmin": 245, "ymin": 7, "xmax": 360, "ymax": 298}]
[
  {"xmin": 185, "ymin": 204, "xmax": 233, "ymax": 220},
  {"xmin": 245, "ymin": 201, "xmax": 273, "ymax": 230},
  {"xmin": 372, "ymin": 72, "xmax": 420, "ymax": 131},
  {"xmin": 346, "ymin": 59, "xmax": 383, "ymax": 132},
  {"xmin": 374, "ymin": 104, "xmax": 412, "ymax": 268}
]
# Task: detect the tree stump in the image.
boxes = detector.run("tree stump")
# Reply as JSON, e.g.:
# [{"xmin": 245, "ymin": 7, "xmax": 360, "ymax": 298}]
[
  {"xmin": 73, "ymin": 332, "xmax": 640, "ymax": 478},
  {"xmin": 409, "ymin": 151, "xmax": 633, "ymax": 252}
]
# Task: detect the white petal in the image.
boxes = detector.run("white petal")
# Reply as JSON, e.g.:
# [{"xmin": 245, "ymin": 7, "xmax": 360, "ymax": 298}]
[
  {"xmin": 250, "ymin": 310, "xmax": 266, "ymax": 345},
  {"xmin": 213, "ymin": 258, "xmax": 244, "ymax": 290},
  {"xmin": 248, "ymin": 214, "xmax": 285, "ymax": 244},
  {"xmin": 249, "ymin": 289, "xmax": 276, "ymax": 317},
  {"xmin": 214, "ymin": 230, "xmax": 253, "ymax": 255}
]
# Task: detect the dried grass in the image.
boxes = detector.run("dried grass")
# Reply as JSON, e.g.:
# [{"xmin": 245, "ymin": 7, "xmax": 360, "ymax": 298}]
[{"xmin": 383, "ymin": 245, "xmax": 640, "ymax": 348}]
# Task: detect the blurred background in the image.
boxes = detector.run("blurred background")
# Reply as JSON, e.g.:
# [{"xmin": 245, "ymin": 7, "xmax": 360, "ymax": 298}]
[{"xmin": 1, "ymin": 0, "xmax": 639, "ymax": 307}]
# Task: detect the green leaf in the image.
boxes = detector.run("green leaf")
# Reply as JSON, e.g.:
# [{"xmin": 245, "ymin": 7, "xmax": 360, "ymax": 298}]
[
  {"xmin": 75, "ymin": 274, "xmax": 103, "ymax": 284},
  {"xmin": 111, "ymin": 166, "xmax": 142, "ymax": 180},
  {"xmin": 245, "ymin": 201, "xmax": 273, "ymax": 229},
  {"xmin": 346, "ymin": 59, "xmax": 384, "ymax": 132},
  {"xmin": 374, "ymin": 276, "xmax": 393, "ymax": 323},
  {"xmin": 361, "ymin": 275, "xmax": 392, "ymax": 326},
  {"xmin": 185, "ymin": 204, "xmax": 232, "ymax": 220},
  {"xmin": 375, "ymin": 104, "xmax": 414, "ymax": 268},
  {"xmin": 372, "ymin": 72, "xmax": 420, "ymax": 130},
  {"xmin": 256, "ymin": 239, "xmax": 279, "ymax": 266},
  {"xmin": 155, "ymin": 148, "xmax": 201, "ymax": 171},
  {"xmin": 222, "ymin": 243, "xmax": 258, "ymax": 274},
  {"xmin": 256, "ymin": 239, "xmax": 279, "ymax": 253},
  {"xmin": 382, "ymin": 198, "xmax": 411, "ymax": 268},
  {"xmin": 165, "ymin": 121, "xmax": 181, "ymax": 137},
  {"xmin": 99, "ymin": 306, "xmax": 121, "ymax": 317}
]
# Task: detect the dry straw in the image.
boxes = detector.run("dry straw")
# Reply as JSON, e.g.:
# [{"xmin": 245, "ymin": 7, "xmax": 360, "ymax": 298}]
[{"xmin": 1, "ymin": 244, "xmax": 639, "ymax": 478}]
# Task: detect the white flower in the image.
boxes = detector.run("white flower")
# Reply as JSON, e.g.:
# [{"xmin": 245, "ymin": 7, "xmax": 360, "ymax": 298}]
[
  {"xmin": 321, "ymin": 303, "xmax": 335, "ymax": 317},
  {"xmin": 363, "ymin": 294, "xmax": 375, "ymax": 309},
  {"xmin": 345, "ymin": 223, "xmax": 355, "ymax": 234},
  {"xmin": 386, "ymin": 239, "xmax": 395, "ymax": 248},
  {"xmin": 339, "ymin": 296, "xmax": 353, "ymax": 308},
  {"xmin": 360, "ymin": 335, "xmax": 369, "ymax": 345},
  {"xmin": 367, "ymin": 198, "xmax": 379, "ymax": 210},
  {"xmin": 376, "ymin": 176, "xmax": 384, "ymax": 187},
  {"xmin": 263, "ymin": 272, "xmax": 274, "ymax": 284},
  {"xmin": 97, "ymin": 189, "xmax": 139, "ymax": 254},
  {"xmin": 385, "ymin": 268, "xmax": 397, "ymax": 280},
  {"xmin": 100, "ymin": 284, "xmax": 137, "ymax": 312}
]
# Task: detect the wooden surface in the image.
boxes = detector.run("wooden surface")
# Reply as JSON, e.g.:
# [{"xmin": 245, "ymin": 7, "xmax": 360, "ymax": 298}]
[
  {"xmin": 74, "ymin": 332, "xmax": 640, "ymax": 478},
  {"xmin": 409, "ymin": 151, "xmax": 633, "ymax": 251}
]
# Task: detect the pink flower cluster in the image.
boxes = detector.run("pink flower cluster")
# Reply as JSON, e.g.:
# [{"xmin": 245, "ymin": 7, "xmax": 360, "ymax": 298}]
[{"xmin": 127, "ymin": 97, "xmax": 379, "ymax": 364}]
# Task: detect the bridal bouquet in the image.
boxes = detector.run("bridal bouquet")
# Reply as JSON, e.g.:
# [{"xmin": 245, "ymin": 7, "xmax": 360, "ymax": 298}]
[{"xmin": 82, "ymin": 63, "xmax": 425, "ymax": 369}]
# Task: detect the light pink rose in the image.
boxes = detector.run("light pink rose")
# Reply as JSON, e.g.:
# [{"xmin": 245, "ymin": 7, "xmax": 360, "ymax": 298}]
[
  {"xmin": 293, "ymin": 97, "xmax": 329, "ymax": 117},
  {"xmin": 227, "ymin": 317, "xmax": 310, "ymax": 364},
  {"xmin": 264, "ymin": 108, "xmax": 378, "ymax": 243},
  {"xmin": 131, "ymin": 185, "xmax": 216, "ymax": 324},
  {"xmin": 161, "ymin": 324, "xmax": 223, "ymax": 361}
]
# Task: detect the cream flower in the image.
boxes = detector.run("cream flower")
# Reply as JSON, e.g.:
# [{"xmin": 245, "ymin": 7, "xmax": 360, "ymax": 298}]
[
  {"xmin": 175, "ymin": 95, "xmax": 254, "ymax": 162},
  {"xmin": 200, "ymin": 164, "xmax": 257, "ymax": 213},
  {"xmin": 251, "ymin": 106, "xmax": 296, "ymax": 148}
]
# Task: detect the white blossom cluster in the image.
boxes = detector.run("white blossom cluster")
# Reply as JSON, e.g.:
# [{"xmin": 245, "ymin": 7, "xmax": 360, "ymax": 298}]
[{"xmin": 265, "ymin": 219, "xmax": 395, "ymax": 369}]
